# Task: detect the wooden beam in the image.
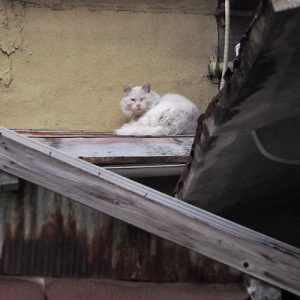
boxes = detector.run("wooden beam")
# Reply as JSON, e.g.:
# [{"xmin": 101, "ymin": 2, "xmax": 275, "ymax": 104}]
[
  {"xmin": 0, "ymin": 127, "xmax": 299, "ymax": 295},
  {"xmin": 19, "ymin": 133, "xmax": 193, "ymax": 166}
]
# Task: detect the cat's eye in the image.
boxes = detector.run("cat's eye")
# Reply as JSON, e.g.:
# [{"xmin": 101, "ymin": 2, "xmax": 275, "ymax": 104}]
[
  {"xmin": 130, "ymin": 98, "xmax": 136, "ymax": 102},
  {"xmin": 141, "ymin": 97, "xmax": 145, "ymax": 101}
]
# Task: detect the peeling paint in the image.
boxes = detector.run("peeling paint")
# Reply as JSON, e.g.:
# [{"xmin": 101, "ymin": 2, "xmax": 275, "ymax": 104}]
[
  {"xmin": 0, "ymin": 0, "xmax": 24, "ymax": 55},
  {"xmin": 0, "ymin": 0, "xmax": 24, "ymax": 87},
  {"xmin": 0, "ymin": 54, "xmax": 12, "ymax": 87}
]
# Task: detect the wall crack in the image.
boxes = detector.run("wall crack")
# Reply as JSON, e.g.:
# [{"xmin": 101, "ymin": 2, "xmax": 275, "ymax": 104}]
[{"xmin": 0, "ymin": 0, "xmax": 25, "ymax": 87}]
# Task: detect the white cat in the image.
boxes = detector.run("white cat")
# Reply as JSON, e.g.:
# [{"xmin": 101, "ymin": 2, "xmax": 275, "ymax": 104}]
[{"xmin": 115, "ymin": 83, "xmax": 199, "ymax": 136}]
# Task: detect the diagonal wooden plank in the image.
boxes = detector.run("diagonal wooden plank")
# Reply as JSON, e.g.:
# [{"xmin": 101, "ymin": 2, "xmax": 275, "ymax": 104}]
[{"xmin": 0, "ymin": 126, "xmax": 299, "ymax": 295}]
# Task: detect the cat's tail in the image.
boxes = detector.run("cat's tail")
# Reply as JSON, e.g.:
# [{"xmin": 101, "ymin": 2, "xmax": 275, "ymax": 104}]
[{"xmin": 115, "ymin": 124, "xmax": 168, "ymax": 136}]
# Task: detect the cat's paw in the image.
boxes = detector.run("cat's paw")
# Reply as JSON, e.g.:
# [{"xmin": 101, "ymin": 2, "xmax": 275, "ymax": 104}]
[
  {"xmin": 115, "ymin": 127, "xmax": 130, "ymax": 135},
  {"xmin": 115, "ymin": 128, "xmax": 123, "ymax": 135}
]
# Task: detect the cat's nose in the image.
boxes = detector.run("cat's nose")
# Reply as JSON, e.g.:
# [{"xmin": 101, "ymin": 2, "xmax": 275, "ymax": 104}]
[{"xmin": 136, "ymin": 104, "xmax": 141, "ymax": 108}]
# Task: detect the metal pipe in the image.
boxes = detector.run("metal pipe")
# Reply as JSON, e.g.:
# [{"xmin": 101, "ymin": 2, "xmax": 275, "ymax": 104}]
[{"xmin": 220, "ymin": 0, "xmax": 230, "ymax": 90}]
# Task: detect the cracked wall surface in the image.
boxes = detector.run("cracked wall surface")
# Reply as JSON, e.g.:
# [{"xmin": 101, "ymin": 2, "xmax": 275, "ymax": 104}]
[
  {"xmin": 0, "ymin": 0, "xmax": 24, "ymax": 88},
  {"xmin": 0, "ymin": 0, "xmax": 218, "ymax": 131}
]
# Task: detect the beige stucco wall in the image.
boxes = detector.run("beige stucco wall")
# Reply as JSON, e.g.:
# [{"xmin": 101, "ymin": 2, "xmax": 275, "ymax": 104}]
[{"xmin": 0, "ymin": 0, "xmax": 218, "ymax": 131}]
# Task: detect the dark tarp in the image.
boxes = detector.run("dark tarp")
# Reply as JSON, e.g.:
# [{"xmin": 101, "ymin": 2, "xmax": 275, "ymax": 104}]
[{"xmin": 176, "ymin": 0, "xmax": 300, "ymax": 247}]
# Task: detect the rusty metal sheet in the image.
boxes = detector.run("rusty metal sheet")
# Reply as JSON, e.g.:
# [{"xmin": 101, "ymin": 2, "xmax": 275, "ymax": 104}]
[
  {"xmin": 0, "ymin": 180, "xmax": 240, "ymax": 281},
  {"xmin": 17, "ymin": 132, "xmax": 194, "ymax": 165},
  {"xmin": 0, "ymin": 171, "xmax": 19, "ymax": 192}
]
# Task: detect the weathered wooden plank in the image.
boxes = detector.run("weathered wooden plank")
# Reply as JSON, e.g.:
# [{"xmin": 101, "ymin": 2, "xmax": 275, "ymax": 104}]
[
  {"xmin": 15, "ymin": 130, "xmax": 194, "ymax": 139},
  {"xmin": 15, "ymin": 130, "xmax": 113, "ymax": 137},
  {"xmin": 0, "ymin": 127, "xmax": 299, "ymax": 295},
  {"xmin": 15, "ymin": 130, "xmax": 193, "ymax": 166},
  {"xmin": 26, "ymin": 135, "xmax": 193, "ymax": 165},
  {"xmin": 0, "ymin": 170, "xmax": 19, "ymax": 192},
  {"xmin": 15, "ymin": 131, "xmax": 191, "ymax": 177}
]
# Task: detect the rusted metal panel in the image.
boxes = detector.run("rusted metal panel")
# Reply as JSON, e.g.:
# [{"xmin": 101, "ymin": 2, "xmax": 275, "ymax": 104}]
[
  {"xmin": 0, "ymin": 171, "xmax": 19, "ymax": 192},
  {"xmin": 0, "ymin": 180, "xmax": 239, "ymax": 281},
  {"xmin": 16, "ymin": 131, "xmax": 193, "ymax": 166}
]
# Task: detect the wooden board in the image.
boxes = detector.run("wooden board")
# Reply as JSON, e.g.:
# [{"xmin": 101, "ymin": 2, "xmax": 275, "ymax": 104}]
[
  {"xmin": 0, "ymin": 126, "xmax": 299, "ymax": 295},
  {"xmin": 32, "ymin": 136, "xmax": 192, "ymax": 165},
  {"xmin": 16, "ymin": 131, "xmax": 193, "ymax": 166}
]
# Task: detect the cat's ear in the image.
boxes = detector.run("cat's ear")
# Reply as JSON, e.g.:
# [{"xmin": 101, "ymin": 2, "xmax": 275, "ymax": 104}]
[
  {"xmin": 142, "ymin": 83, "xmax": 151, "ymax": 93},
  {"xmin": 123, "ymin": 85, "xmax": 132, "ymax": 95}
]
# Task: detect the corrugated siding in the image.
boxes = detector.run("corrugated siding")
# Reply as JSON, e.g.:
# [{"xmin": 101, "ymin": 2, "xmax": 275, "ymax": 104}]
[{"xmin": 0, "ymin": 180, "xmax": 240, "ymax": 282}]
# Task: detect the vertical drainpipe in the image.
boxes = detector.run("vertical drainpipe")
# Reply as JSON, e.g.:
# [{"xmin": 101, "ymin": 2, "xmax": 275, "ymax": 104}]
[{"xmin": 220, "ymin": 0, "xmax": 230, "ymax": 90}]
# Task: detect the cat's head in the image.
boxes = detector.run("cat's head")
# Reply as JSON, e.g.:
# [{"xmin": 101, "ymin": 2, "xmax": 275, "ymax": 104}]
[{"xmin": 120, "ymin": 83, "xmax": 159, "ymax": 119}]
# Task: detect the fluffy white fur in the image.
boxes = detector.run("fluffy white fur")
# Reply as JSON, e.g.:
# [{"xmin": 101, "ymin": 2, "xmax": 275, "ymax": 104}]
[{"xmin": 115, "ymin": 83, "xmax": 199, "ymax": 136}]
